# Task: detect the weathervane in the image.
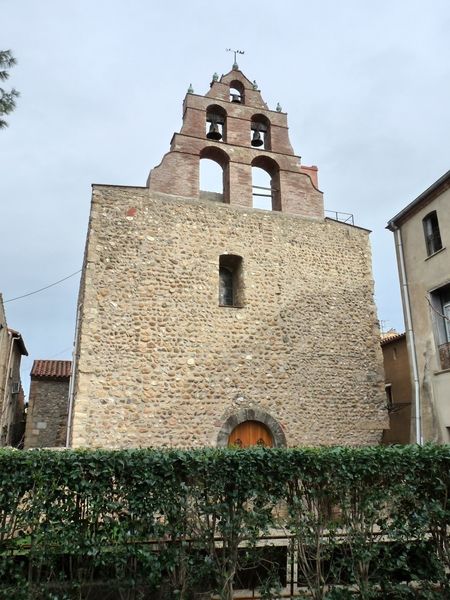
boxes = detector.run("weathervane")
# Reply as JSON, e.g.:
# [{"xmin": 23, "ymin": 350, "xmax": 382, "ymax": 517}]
[{"xmin": 226, "ymin": 48, "xmax": 245, "ymax": 70}]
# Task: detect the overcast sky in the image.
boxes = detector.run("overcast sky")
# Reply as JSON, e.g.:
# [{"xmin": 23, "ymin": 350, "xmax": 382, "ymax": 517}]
[{"xmin": 2, "ymin": 0, "xmax": 450, "ymax": 399}]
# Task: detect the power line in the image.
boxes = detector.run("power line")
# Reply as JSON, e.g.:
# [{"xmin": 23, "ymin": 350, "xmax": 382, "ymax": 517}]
[{"xmin": 4, "ymin": 269, "xmax": 82, "ymax": 303}]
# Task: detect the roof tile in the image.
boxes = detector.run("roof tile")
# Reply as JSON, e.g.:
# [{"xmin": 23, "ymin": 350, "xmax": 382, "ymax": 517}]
[{"xmin": 31, "ymin": 360, "xmax": 72, "ymax": 378}]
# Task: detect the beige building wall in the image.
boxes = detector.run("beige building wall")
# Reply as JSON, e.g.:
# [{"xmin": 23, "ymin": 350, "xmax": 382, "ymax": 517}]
[
  {"xmin": 391, "ymin": 179, "xmax": 450, "ymax": 442},
  {"xmin": 381, "ymin": 334, "xmax": 412, "ymax": 444}
]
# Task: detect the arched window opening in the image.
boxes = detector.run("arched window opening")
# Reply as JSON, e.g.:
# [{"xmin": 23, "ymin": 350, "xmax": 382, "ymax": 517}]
[
  {"xmin": 199, "ymin": 147, "xmax": 230, "ymax": 203},
  {"xmin": 251, "ymin": 167, "xmax": 272, "ymax": 211},
  {"xmin": 219, "ymin": 254, "xmax": 243, "ymax": 307},
  {"xmin": 206, "ymin": 105, "xmax": 226, "ymax": 142},
  {"xmin": 229, "ymin": 80, "xmax": 245, "ymax": 104},
  {"xmin": 423, "ymin": 210, "xmax": 442, "ymax": 256},
  {"xmin": 228, "ymin": 421, "xmax": 274, "ymax": 448},
  {"xmin": 200, "ymin": 158, "xmax": 223, "ymax": 197},
  {"xmin": 251, "ymin": 114, "xmax": 271, "ymax": 151},
  {"xmin": 251, "ymin": 156, "xmax": 281, "ymax": 211}
]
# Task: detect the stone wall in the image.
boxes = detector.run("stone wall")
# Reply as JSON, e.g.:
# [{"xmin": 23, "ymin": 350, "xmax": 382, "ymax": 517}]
[
  {"xmin": 25, "ymin": 378, "xmax": 69, "ymax": 448},
  {"xmin": 70, "ymin": 185, "xmax": 387, "ymax": 448}
]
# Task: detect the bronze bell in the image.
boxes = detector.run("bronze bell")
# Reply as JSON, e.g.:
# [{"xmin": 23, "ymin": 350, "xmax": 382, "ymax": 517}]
[
  {"xmin": 251, "ymin": 129, "xmax": 264, "ymax": 147},
  {"xmin": 206, "ymin": 121, "xmax": 222, "ymax": 141}
]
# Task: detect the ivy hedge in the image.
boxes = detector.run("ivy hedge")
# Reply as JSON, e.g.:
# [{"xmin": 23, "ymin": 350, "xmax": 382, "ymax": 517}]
[{"xmin": 0, "ymin": 445, "xmax": 449, "ymax": 599}]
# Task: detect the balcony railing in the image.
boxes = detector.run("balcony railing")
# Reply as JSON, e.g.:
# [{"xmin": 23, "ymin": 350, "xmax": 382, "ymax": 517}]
[
  {"xmin": 325, "ymin": 210, "xmax": 354, "ymax": 226},
  {"xmin": 439, "ymin": 342, "xmax": 450, "ymax": 370}
]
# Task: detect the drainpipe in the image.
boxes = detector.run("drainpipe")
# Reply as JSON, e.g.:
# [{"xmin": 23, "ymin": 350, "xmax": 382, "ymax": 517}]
[
  {"xmin": 65, "ymin": 304, "xmax": 81, "ymax": 448},
  {"xmin": 0, "ymin": 331, "xmax": 19, "ymax": 446},
  {"xmin": 390, "ymin": 223, "xmax": 422, "ymax": 445}
]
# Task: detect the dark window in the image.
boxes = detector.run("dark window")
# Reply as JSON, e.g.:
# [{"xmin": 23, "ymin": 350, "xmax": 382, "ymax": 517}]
[
  {"xmin": 385, "ymin": 384, "xmax": 393, "ymax": 410},
  {"xmin": 429, "ymin": 283, "xmax": 450, "ymax": 370},
  {"xmin": 219, "ymin": 266, "xmax": 233, "ymax": 306},
  {"xmin": 219, "ymin": 254, "xmax": 243, "ymax": 307},
  {"xmin": 423, "ymin": 211, "xmax": 442, "ymax": 256}
]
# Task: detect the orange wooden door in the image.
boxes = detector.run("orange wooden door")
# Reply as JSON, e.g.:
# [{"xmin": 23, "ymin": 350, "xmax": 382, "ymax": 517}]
[{"xmin": 228, "ymin": 420, "xmax": 273, "ymax": 448}]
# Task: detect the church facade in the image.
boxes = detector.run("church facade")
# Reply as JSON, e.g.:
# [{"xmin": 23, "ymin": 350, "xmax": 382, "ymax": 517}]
[{"xmin": 68, "ymin": 67, "xmax": 387, "ymax": 448}]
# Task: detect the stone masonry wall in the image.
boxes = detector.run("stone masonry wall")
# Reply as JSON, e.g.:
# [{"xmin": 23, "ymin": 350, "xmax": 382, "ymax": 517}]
[
  {"xmin": 25, "ymin": 378, "xmax": 69, "ymax": 448},
  {"xmin": 70, "ymin": 186, "xmax": 387, "ymax": 448}
]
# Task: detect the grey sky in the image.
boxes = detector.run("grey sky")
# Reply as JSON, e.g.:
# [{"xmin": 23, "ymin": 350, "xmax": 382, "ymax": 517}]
[{"xmin": 2, "ymin": 0, "xmax": 450, "ymax": 399}]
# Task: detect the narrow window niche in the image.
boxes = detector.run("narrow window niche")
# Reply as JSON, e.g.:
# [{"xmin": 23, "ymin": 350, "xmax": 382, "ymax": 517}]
[
  {"xmin": 219, "ymin": 254, "xmax": 244, "ymax": 307},
  {"xmin": 423, "ymin": 210, "xmax": 443, "ymax": 256}
]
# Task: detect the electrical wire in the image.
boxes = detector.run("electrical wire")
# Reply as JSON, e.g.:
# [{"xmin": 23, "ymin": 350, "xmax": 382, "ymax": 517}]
[
  {"xmin": 4, "ymin": 269, "xmax": 82, "ymax": 303},
  {"xmin": 426, "ymin": 296, "xmax": 450, "ymax": 322}
]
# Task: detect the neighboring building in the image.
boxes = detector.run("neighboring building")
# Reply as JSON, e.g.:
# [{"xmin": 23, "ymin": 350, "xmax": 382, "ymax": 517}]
[
  {"xmin": 0, "ymin": 294, "xmax": 28, "ymax": 447},
  {"xmin": 24, "ymin": 360, "xmax": 71, "ymax": 449},
  {"xmin": 388, "ymin": 170, "xmax": 450, "ymax": 443},
  {"xmin": 381, "ymin": 331, "xmax": 412, "ymax": 444},
  {"xmin": 69, "ymin": 65, "xmax": 387, "ymax": 449}
]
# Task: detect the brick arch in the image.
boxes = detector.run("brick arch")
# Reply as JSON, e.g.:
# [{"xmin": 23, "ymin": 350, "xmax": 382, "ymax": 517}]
[
  {"xmin": 251, "ymin": 155, "xmax": 279, "ymax": 177},
  {"xmin": 206, "ymin": 104, "xmax": 227, "ymax": 118},
  {"xmin": 200, "ymin": 145, "xmax": 230, "ymax": 168},
  {"xmin": 251, "ymin": 155, "xmax": 281, "ymax": 211},
  {"xmin": 216, "ymin": 408, "xmax": 286, "ymax": 447},
  {"xmin": 200, "ymin": 146, "xmax": 230, "ymax": 203}
]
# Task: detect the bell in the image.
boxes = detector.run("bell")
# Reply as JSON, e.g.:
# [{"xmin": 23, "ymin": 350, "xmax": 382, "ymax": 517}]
[
  {"xmin": 206, "ymin": 121, "xmax": 222, "ymax": 141},
  {"xmin": 251, "ymin": 129, "xmax": 264, "ymax": 147},
  {"xmin": 230, "ymin": 93, "xmax": 241, "ymax": 103}
]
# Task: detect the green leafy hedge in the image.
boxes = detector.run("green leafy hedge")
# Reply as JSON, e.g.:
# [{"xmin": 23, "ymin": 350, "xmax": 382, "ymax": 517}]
[{"xmin": 0, "ymin": 445, "xmax": 449, "ymax": 599}]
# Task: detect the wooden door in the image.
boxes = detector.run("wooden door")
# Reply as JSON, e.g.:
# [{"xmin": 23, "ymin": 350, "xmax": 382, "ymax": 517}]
[{"xmin": 228, "ymin": 420, "xmax": 273, "ymax": 448}]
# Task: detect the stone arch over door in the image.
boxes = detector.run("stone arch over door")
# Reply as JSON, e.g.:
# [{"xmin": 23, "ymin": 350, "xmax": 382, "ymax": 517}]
[{"xmin": 216, "ymin": 408, "xmax": 286, "ymax": 447}]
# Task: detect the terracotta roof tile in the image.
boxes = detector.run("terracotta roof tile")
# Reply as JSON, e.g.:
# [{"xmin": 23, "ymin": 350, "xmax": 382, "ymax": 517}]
[
  {"xmin": 380, "ymin": 332, "xmax": 406, "ymax": 346},
  {"xmin": 31, "ymin": 360, "xmax": 72, "ymax": 379}
]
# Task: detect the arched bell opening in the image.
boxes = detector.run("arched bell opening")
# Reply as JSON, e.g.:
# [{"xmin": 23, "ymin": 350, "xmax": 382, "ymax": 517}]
[
  {"xmin": 206, "ymin": 104, "xmax": 227, "ymax": 143},
  {"xmin": 229, "ymin": 80, "xmax": 245, "ymax": 104},
  {"xmin": 199, "ymin": 146, "xmax": 230, "ymax": 203},
  {"xmin": 250, "ymin": 114, "xmax": 271, "ymax": 151},
  {"xmin": 216, "ymin": 408, "xmax": 286, "ymax": 448},
  {"xmin": 251, "ymin": 155, "xmax": 281, "ymax": 211}
]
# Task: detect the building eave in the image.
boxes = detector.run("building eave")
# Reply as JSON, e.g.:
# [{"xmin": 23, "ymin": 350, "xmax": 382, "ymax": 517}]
[
  {"xmin": 7, "ymin": 328, "xmax": 28, "ymax": 356},
  {"xmin": 387, "ymin": 169, "xmax": 450, "ymax": 230}
]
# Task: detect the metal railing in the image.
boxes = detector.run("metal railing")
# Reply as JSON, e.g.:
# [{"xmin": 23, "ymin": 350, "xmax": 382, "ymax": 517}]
[{"xmin": 325, "ymin": 210, "xmax": 354, "ymax": 225}]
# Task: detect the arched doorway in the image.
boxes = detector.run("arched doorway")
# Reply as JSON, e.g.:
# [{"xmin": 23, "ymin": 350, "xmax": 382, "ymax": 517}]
[
  {"xmin": 216, "ymin": 408, "xmax": 286, "ymax": 448},
  {"xmin": 228, "ymin": 420, "xmax": 273, "ymax": 447}
]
